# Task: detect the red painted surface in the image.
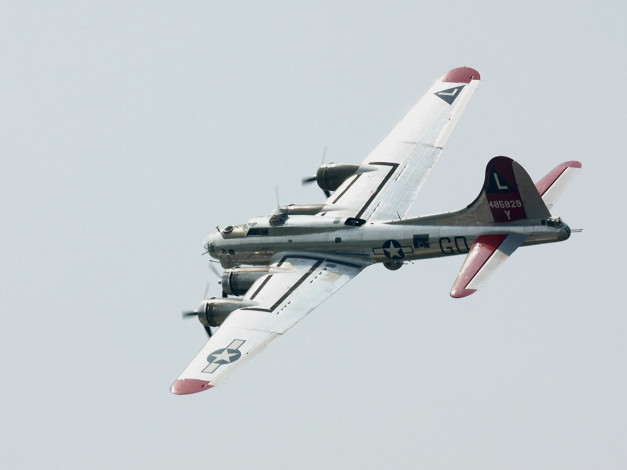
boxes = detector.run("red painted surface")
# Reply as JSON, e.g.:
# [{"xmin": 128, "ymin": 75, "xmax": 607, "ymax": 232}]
[
  {"xmin": 171, "ymin": 378, "xmax": 213, "ymax": 395},
  {"xmin": 442, "ymin": 66, "xmax": 481, "ymax": 83},
  {"xmin": 483, "ymin": 156, "xmax": 527, "ymax": 223},
  {"xmin": 535, "ymin": 161, "xmax": 582, "ymax": 196},
  {"xmin": 450, "ymin": 234, "xmax": 507, "ymax": 298}
]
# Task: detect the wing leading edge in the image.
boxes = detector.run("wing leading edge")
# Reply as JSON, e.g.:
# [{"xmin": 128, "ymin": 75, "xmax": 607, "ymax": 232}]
[
  {"xmin": 326, "ymin": 66, "xmax": 480, "ymax": 221},
  {"xmin": 171, "ymin": 253, "xmax": 367, "ymax": 394}
]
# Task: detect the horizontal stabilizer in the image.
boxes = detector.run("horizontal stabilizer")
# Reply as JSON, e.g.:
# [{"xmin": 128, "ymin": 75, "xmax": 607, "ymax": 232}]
[
  {"xmin": 535, "ymin": 161, "xmax": 582, "ymax": 210},
  {"xmin": 450, "ymin": 233, "xmax": 528, "ymax": 298}
]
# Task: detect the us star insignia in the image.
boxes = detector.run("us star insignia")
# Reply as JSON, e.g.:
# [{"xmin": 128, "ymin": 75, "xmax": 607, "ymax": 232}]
[
  {"xmin": 203, "ymin": 339, "xmax": 246, "ymax": 374},
  {"xmin": 373, "ymin": 239, "xmax": 413, "ymax": 260}
]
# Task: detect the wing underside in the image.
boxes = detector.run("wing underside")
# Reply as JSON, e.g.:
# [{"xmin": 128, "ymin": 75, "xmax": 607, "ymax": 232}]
[{"xmin": 171, "ymin": 253, "xmax": 367, "ymax": 394}]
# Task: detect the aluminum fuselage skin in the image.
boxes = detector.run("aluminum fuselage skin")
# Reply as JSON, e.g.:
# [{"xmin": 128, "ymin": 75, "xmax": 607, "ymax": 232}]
[{"xmin": 206, "ymin": 213, "xmax": 569, "ymax": 269}]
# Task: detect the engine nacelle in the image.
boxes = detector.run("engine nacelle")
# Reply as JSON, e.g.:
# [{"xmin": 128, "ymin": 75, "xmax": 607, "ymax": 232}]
[
  {"xmin": 315, "ymin": 163, "xmax": 361, "ymax": 192},
  {"xmin": 198, "ymin": 298, "xmax": 259, "ymax": 327},
  {"xmin": 221, "ymin": 267, "xmax": 272, "ymax": 296}
]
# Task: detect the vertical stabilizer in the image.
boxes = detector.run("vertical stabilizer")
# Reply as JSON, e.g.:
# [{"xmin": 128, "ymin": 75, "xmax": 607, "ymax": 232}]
[{"xmin": 482, "ymin": 156, "xmax": 550, "ymax": 222}]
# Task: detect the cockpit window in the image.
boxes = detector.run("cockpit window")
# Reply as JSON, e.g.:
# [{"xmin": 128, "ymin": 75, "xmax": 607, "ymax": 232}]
[{"xmin": 247, "ymin": 228, "xmax": 269, "ymax": 236}]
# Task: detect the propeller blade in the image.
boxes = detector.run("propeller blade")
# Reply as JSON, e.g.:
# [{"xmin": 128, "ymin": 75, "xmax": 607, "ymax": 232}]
[
  {"xmin": 302, "ymin": 175, "xmax": 317, "ymax": 185},
  {"xmin": 204, "ymin": 326, "xmax": 213, "ymax": 338},
  {"xmin": 274, "ymin": 186, "xmax": 281, "ymax": 209},
  {"xmin": 208, "ymin": 262, "xmax": 221, "ymax": 280},
  {"xmin": 182, "ymin": 310, "xmax": 198, "ymax": 318}
]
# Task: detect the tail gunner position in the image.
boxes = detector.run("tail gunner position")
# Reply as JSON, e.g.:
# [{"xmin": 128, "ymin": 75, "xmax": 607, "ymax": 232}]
[{"xmin": 172, "ymin": 67, "xmax": 581, "ymax": 395}]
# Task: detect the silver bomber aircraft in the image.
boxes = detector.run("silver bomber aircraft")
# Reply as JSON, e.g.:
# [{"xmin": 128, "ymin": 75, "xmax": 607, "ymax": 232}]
[{"xmin": 171, "ymin": 66, "xmax": 581, "ymax": 395}]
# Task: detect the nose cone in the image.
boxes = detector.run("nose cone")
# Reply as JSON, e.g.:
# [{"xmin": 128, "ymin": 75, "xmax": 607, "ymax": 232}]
[{"xmin": 203, "ymin": 231, "xmax": 221, "ymax": 257}]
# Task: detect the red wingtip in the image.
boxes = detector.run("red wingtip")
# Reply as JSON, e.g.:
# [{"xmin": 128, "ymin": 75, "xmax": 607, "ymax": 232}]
[
  {"xmin": 450, "ymin": 288, "xmax": 476, "ymax": 299},
  {"xmin": 442, "ymin": 66, "xmax": 481, "ymax": 83},
  {"xmin": 171, "ymin": 378, "xmax": 213, "ymax": 395}
]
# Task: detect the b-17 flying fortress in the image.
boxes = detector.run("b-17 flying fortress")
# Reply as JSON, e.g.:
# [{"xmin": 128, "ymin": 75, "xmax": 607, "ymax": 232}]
[{"xmin": 172, "ymin": 67, "xmax": 581, "ymax": 395}]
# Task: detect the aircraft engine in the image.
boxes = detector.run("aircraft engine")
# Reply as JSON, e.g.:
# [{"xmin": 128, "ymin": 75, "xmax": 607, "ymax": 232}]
[
  {"xmin": 197, "ymin": 298, "xmax": 259, "ymax": 327},
  {"xmin": 303, "ymin": 163, "xmax": 375, "ymax": 196},
  {"xmin": 313, "ymin": 163, "xmax": 360, "ymax": 192},
  {"xmin": 221, "ymin": 267, "xmax": 272, "ymax": 296}
]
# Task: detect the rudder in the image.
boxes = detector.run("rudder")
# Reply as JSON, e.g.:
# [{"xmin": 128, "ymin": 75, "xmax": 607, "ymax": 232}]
[{"xmin": 481, "ymin": 156, "xmax": 550, "ymax": 223}]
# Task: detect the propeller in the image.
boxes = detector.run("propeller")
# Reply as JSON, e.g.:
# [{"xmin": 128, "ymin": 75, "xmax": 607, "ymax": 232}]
[
  {"xmin": 181, "ymin": 303, "xmax": 213, "ymax": 338},
  {"xmin": 301, "ymin": 175, "xmax": 317, "ymax": 184},
  {"xmin": 208, "ymin": 261, "xmax": 228, "ymax": 298},
  {"xmin": 302, "ymin": 147, "xmax": 331, "ymax": 197},
  {"xmin": 302, "ymin": 175, "xmax": 331, "ymax": 198},
  {"xmin": 208, "ymin": 261, "xmax": 221, "ymax": 279},
  {"xmin": 181, "ymin": 281, "xmax": 215, "ymax": 338}
]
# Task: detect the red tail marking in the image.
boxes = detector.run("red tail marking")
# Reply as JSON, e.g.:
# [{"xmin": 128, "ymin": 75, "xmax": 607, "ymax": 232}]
[{"xmin": 484, "ymin": 157, "xmax": 527, "ymax": 222}]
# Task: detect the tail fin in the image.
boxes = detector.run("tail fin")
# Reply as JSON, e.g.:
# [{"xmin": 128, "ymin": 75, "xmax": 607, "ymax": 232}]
[
  {"xmin": 480, "ymin": 156, "xmax": 550, "ymax": 222},
  {"xmin": 414, "ymin": 156, "xmax": 551, "ymax": 225},
  {"xmin": 396, "ymin": 156, "xmax": 575, "ymax": 226}
]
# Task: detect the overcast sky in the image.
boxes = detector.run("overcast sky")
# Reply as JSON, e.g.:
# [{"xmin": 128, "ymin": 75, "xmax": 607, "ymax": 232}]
[{"xmin": 2, "ymin": 2, "xmax": 626, "ymax": 469}]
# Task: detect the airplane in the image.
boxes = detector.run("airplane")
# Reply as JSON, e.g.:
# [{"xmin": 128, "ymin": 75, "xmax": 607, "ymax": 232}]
[{"xmin": 171, "ymin": 66, "xmax": 581, "ymax": 395}]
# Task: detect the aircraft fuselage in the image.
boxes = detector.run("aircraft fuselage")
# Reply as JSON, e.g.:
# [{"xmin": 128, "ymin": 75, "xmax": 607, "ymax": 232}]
[{"xmin": 206, "ymin": 214, "xmax": 570, "ymax": 269}]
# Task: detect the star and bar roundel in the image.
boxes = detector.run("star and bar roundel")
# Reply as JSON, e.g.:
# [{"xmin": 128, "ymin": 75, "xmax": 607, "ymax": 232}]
[
  {"xmin": 202, "ymin": 339, "xmax": 246, "ymax": 374},
  {"xmin": 373, "ymin": 239, "xmax": 413, "ymax": 260}
]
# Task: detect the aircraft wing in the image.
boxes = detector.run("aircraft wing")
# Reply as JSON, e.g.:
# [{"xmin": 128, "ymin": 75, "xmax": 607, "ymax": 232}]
[
  {"xmin": 326, "ymin": 66, "xmax": 480, "ymax": 221},
  {"xmin": 171, "ymin": 253, "xmax": 367, "ymax": 394}
]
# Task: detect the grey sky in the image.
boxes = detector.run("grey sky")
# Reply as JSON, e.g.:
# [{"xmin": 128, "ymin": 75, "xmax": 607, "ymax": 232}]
[{"xmin": 2, "ymin": 2, "xmax": 625, "ymax": 469}]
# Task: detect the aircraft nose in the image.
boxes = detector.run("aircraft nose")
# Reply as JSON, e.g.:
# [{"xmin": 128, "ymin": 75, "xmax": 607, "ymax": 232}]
[{"xmin": 203, "ymin": 232, "xmax": 221, "ymax": 256}]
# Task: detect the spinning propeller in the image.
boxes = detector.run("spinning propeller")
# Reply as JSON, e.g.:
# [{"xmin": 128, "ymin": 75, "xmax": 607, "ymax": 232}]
[
  {"xmin": 182, "ymin": 263, "xmax": 227, "ymax": 338},
  {"xmin": 302, "ymin": 147, "xmax": 331, "ymax": 197},
  {"xmin": 302, "ymin": 175, "xmax": 331, "ymax": 198},
  {"xmin": 182, "ymin": 305, "xmax": 213, "ymax": 339}
]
